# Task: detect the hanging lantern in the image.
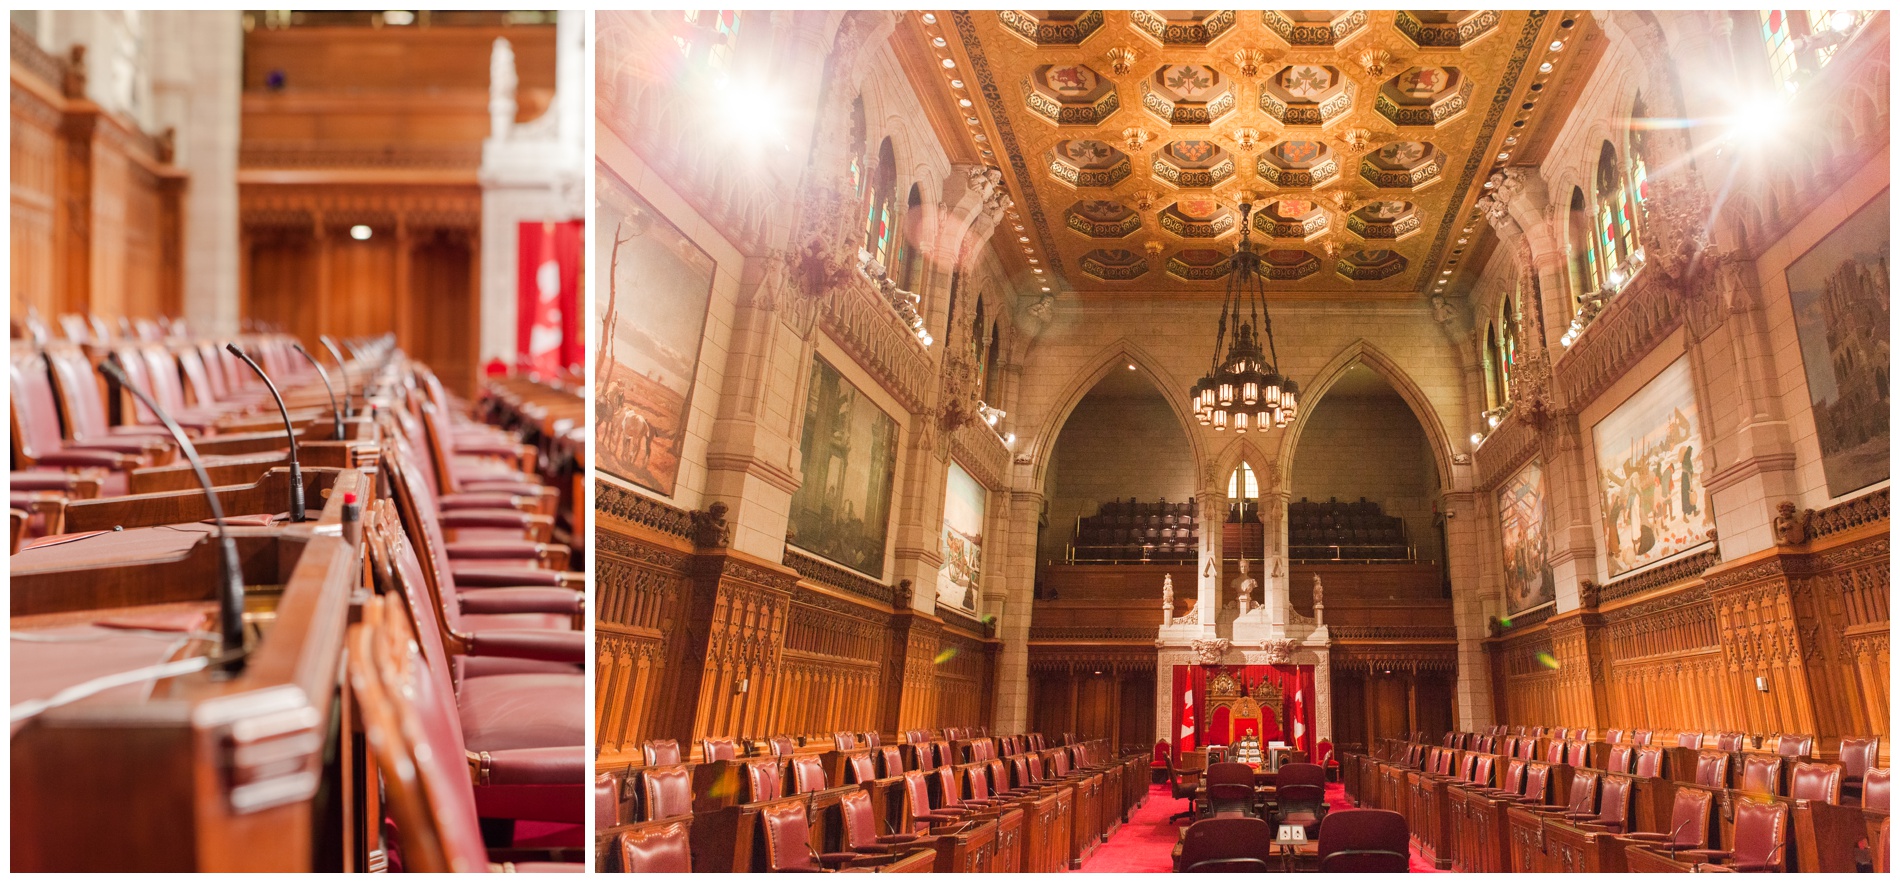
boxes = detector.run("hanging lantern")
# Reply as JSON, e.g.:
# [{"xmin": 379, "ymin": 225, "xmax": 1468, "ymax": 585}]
[{"xmin": 1190, "ymin": 200, "xmax": 1300, "ymax": 436}]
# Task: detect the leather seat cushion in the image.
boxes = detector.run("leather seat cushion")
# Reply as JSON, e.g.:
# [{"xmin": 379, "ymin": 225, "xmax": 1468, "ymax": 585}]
[{"xmin": 458, "ymin": 673, "xmax": 583, "ymax": 752}]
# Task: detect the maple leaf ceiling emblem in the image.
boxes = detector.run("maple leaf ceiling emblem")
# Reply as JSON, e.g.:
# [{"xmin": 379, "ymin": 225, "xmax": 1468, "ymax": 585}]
[{"xmin": 1164, "ymin": 65, "xmax": 1213, "ymax": 96}]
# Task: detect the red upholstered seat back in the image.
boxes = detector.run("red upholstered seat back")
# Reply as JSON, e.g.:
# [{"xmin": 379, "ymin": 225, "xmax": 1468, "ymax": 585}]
[
  {"xmin": 701, "ymin": 738, "xmax": 737, "ymax": 762},
  {"xmin": 642, "ymin": 765, "xmax": 693, "ymax": 820},
  {"xmin": 1695, "ymin": 750, "xmax": 1729, "ymax": 788},
  {"xmin": 1598, "ymin": 775, "xmax": 1633, "ymax": 828},
  {"xmin": 1606, "ymin": 728, "xmax": 1625, "ymax": 745},
  {"xmin": 1777, "ymin": 734, "xmax": 1814, "ymax": 757},
  {"xmin": 1740, "ymin": 755, "xmax": 1781, "ymax": 794},
  {"xmin": 1473, "ymin": 755, "xmax": 1495, "ymax": 786},
  {"xmin": 9, "ymin": 349, "xmax": 67, "ymax": 459},
  {"xmin": 1667, "ymin": 786, "xmax": 1715, "ymax": 848},
  {"xmin": 1316, "ymin": 739, "xmax": 1335, "ymax": 768},
  {"xmin": 1278, "ymin": 763, "xmax": 1326, "ymax": 805},
  {"xmin": 1566, "ymin": 769, "xmax": 1600, "ymax": 814},
  {"xmin": 1499, "ymin": 737, "xmax": 1518, "ymax": 759},
  {"xmin": 1517, "ymin": 738, "xmax": 1538, "ymax": 760},
  {"xmin": 45, "ymin": 344, "xmax": 118, "ymax": 438},
  {"xmin": 861, "ymin": 731, "xmax": 881, "ymax": 748},
  {"xmin": 770, "ymin": 735, "xmax": 798, "ymax": 757},
  {"xmin": 758, "ymin": 799, "xmax": 817, "ymax": 871},
  {"xmin": 1012, "ymin": 755, "xmax": 1035, "ymax": 788},
  {"xmin": 1677, "ymin": 731, "xmax": 1704, "ymax": 750},
  {"xmin": 616, "ymin": 819, "xmax": 692, "ymax": 873},
  {"xmin": 1730, "ymin": 796, "xmax": 1788, "ymax": 870},
  {"xmin": 1632, "ymin": 729, "xmax": 1654, "ymax": 746},
  {"xmin": 1789, "ymin": 761, "xmax": 1842, "ymax": 804},
  {"xmin": 985, "ymin": 759, "xmax": 1010, "ymax": 793},
  {"xmin": 839, "ymin": 789, "xmax": 880, "ymax": 850},
  {"xmin": 790, "ymin": 754, "xmax": 826, "ymax": 794},
  {"xmin": 1154, "ymin": 739, "xmax": 1171, "ymax": 766},
  {"xmin": 1841, "ymin": 737, "xmax": 1881, "ymax": 780},
  {"xmin": 1501, "ymin": 760, "xmax": 1527, "ymax": 795},
  {"xmin": 931, "ymin": 765, "xmax": 964, "ymax": 809},
  {"xmin": 744, "ymin": 758, "xmax": 784, "ymax": 803},
  {"xmin": 1545, "ymin": 741, "xmax": 1566, "ymax": 765},
  {"xmin": 1635, "ymin": 747, "xmax": 1664, "ymax": 778},
  {"xmin": 965, "ymin": 766, "xmax": 992, "ymax": 801},
  {"xmin": 596, "ymin": 772, "xmax": 621, "ymax": 827},
  {"xmin": 878, "ymin": 746, "xmax": 904, "ymax": 778},
  {"xmin": 901, "ymin": 770, "xmax": 936, "ymax": 817},
  {"xmin": 1523, "ymin": 762, "xmax": 1551, "ymax": 802},
  {"xmin": 1316, "ymin": 809, "xmax": 1409, "ymax": 873},
  {"xmin": 1717, "ymin": 732, "xmax": 1748, "ymax": 752},
  {"xmin": 643, "ymin": 739, "xmax": 681, "ymax": 766},
  {"xmin": 847, "ymin": 752, "xmax": 878, "ymax": 784},
  {"xmin": 1608, "ymin": 745, "xmax": 1634, "ymax": 774},
  {"xmin": 1179, "ymin": 816, "xmax": 1276, "ymax": 872},
  {"xmin": 1460, "ymin": 754, "xmax": 1479, "ymax": 781},
  {"xmin": 1052, "ymin": 750, "xmax": 1072, "ymax": 776},
  {"xmin": 1864, "ymin": 768, "xmax": 1891, "ymax": 812}
]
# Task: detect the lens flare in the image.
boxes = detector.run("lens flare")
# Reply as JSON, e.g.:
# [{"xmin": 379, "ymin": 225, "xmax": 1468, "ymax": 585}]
[
  {"xmin": 934, "ymin": 647, "xmax": 959, "ymax": 665},
  {"xmin": 1536, "ymin": 652, "xmax": 1561, "ymax": 670}
]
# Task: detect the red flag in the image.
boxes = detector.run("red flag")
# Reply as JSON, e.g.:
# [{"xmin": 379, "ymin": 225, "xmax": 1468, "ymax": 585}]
[
  {"xmin": 1179, "ymin": 686, "xmax": 1196, "ymax": 751},
  {"xmin": 1292, "ymin": 681, "xmax": 1307, "ymax": 753}
]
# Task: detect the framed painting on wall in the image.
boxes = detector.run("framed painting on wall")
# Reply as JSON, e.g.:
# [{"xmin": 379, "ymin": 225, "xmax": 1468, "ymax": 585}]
[
  {"xmin": 938, "ymin": 460, "xmax": 985, "ymax": 610},
  {"xmin": 1498, "ymin": 457, "xmax": 1554, "ymax": 615},
  {"xmin": 1786, "ymin": 192, "xmax": 1890, "ymax": 498},
  {"xmin": 594, "ymin": 159, "xmax": 715, "ymax": 497},
  {"xmin": 1593, "ymin": 356, "xmax": 1714, "ymax": 576},
  {"xmin": 787, "ymin": 356, "xmax": 898, "ymax": 578}
]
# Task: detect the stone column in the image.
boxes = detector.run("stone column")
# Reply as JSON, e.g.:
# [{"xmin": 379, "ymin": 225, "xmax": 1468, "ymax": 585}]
[
  {"xmin": 1441, "ymin": 490, "xmax": 1495, "ymax": 729},
  {"xmin": 991, "ymin": 489, "xmax": 1044, "ymax": 732},
  {"xmin": 1261, "ymin": 485, "xmax": 1292, "ymax": 631},
  {"xmin": 1314, "ymin": 648, "xmax": 1333, "ymax": 742},
  {"xmin": 149, "ymin": 11, "xmax": 242, "ymax": 336},
  {"xmin": 1194, "ymin": 486, "xmax": 1225, "ymax": 636}
]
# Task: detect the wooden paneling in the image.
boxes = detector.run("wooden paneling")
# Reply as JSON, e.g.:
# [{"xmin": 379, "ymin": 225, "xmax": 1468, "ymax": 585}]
[
  {"xmin": 1486, "ymin": 493, "xmax": 1889, "ymax": 764},
  {"xmin": 11, "ymin": 33, "xmax": 184, "ymax": 326},
  {"xmin": 593, "ymin": 483, "xmax": 1002, "ymax": 770},
  {"xmin": 1025, "ymin": 648, "xmax": 1156, "ymax": 753}
]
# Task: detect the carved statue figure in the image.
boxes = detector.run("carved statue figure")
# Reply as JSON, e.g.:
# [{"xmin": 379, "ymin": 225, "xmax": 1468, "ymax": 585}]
[
  {"xmin": 1161, "ymin": 574, "xmax": 1175, "ymax": 626},
  {"xmin": 488, "ymin": 37, "xmax": 518, "ymax": 139},
  {"xmin": 1430, "ymin": 295, "xmax": 1457, "ymax": 325},
  {"xmin": 691, "ymin": 501, "xmax": 731, "ymax": 549},
  {"xmin": 1312, "ymin": 573, "xmax": 1325, "ymax": 609},
  {"xmin": 1772, "ymin": 501, "xmax": 1814, "ymax": 546},
  {"xmin": 1235, "ymin": 559, "xmax": 1256, "ymax": 614},
  {"xmin": 895, "ymin": 579, "xmax": 915, "ymax": 608},
  {"xmin": 1578, "ymin": 579, "xmax": 1602, "ymax": 609}
]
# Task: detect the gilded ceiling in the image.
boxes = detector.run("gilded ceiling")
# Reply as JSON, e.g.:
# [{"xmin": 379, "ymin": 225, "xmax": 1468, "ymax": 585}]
[{"xmin": 921, "ymin": 10, "xmax": 1587, "ymax": 300}]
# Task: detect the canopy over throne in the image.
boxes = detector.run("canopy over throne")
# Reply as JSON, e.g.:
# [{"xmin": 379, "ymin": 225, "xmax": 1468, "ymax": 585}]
[{"xmin": 1205, "ymin": 670, "xmax": 1283, "ymax": 745}]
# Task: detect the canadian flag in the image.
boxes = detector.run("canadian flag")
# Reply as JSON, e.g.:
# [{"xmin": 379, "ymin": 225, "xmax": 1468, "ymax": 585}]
[
  {"xmin": 1292, "ymin": 681, "xmax": 1307, "ymax": 752},
  {"xmin": 1180, "ymin": 687, "xmax": 1196, "ymax": 750}
]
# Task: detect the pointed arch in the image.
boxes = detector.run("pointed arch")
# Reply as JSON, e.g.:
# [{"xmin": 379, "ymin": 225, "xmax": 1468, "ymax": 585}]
[
  {"xmin": 1272, "ymin": 340, "xmax": 1457, "ymax": 490},
  {"xmin": 1027, "ymin": 339, "xmax": 1204, "ymax": 493}
]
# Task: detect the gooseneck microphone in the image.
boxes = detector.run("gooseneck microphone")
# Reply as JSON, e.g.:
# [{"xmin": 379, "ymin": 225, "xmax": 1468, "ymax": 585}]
[
  {"xmin": 225, "ymin": 343, "xmax": 305, "ymax": 523},
  {"xmin": 291, "ymin": 342, "xmax": 346, "ymax": 440},
  {"xmin": 99, "ymin": 357, "xmax": 247, "ymax": 673},
  {"xmin": 318, "ymin": 334, "xmax": 353, "ymax": 420}
]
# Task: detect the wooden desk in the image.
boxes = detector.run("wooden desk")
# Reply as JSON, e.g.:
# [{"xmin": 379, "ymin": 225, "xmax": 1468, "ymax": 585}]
[
  {"xmin": 62, "ymin": 467, "xmax": 355, "ymax": 533},
  {"xmin": 128, "ymin": 441, "xmax": 371, "ymax": 493},
  {"xmin": 1623, "ymin": 843, "xmax": 1702, "ymax": 872},
  {"xmin": 10, "ymin": 490, "xmax": 360, "ymax": 871}
]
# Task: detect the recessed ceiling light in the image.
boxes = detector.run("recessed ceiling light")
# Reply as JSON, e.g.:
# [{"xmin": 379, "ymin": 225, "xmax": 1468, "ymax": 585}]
[
  {"xmin": 932, "ymin": 37, "xmax": 947, "ymax": 48},
  {"xmin": 1029, "ymin": 258, "xmax": 1039, "ymax": 263},
  {"xmin": 1458, "ymin": 238, "xmax": 1468, "ymax": 244},
  {"xmin": 921, "ymin": 13, "xmax": 936, "ymax": 24},
  {"xmin": 1505, "ymin": 135, "xmax": 1518, "ymax": 145},
  {"xmin": 1033, "ymin": 268, "xmax": 1044, "ymax": 274},
  {"xmin": 350, "ymin": 224, "xmax": 373, "ymax": 240},
  {"xmin": 1019, "ymin": 236, "xmax": 1030, "ymax": 242},
  {"xmin": 951, "ymin": 79, "xmax": 965, "ymax": 89},
  {"xmin": 1014, "ymin": 225, "xmax": 1025, "ymax": 231},
  {"xmin": 973, "ymin": 134, "xmax": 987, "ymax": 142},
  {"xmin": 1042, "ymin": 286, "xmax": 1051, "ymax": 292},
  {"xmin": 941, "ymin": 58, "xmax": 956, "ymax": 69},
  {"xmin": 966, "ymin": 117, "xmax": 979, "ymax": 125},
  {"xmin": 959, "ymin": 98, "xmax": 973, "ymax": 108},
  {"xmin": 1549, "ymin": 40, "xmax": 1564, "ymax": 51},
  {"xmin": 1497, "ymin": 152, "xmax": 1509, "ymax": 161},
  {"xmin": 1539, "ymin": 62, "xmax": 1553, "ymax": 74}
]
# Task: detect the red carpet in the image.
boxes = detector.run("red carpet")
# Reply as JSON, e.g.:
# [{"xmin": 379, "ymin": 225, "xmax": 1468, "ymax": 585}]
[{"xmin": 1078, "ymin": 782, "xmax": 1444, "ymax": 872}]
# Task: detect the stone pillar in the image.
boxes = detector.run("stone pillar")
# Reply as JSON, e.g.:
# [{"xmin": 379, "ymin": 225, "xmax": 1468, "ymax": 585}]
[
  {"xmin": 992, "ymin": 489, "xmax": 1044, "ymax": 733},
  {"xmin": 1194, "ymin": 487, "xmax": 1225, "ymax": 636},
  {"xmin": 1441, "ymin": 490, "xmax": 1495, "ymax": 729},
  {"xmin": 1261, "ymin": 486, "xmax": 1292, "ymax": 631},
  {"xmin": 149, "ymin": 11, "xmax": 242, "ymax": 337},
  {"xmin": 1314, "ymin": 648, "xmax": 1333, "ymax": 742}
]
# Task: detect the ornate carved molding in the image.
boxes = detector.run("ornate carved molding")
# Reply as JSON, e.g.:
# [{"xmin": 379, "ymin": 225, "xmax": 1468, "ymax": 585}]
[
  {"xmin": 1331, "ymin": 645, "xmax": 1459, "ymax": 674},
  {"xmin": 948, "ymin": 418, "xmax": 1011, "ymax": 493},
  {"xmin": 596, "ymin": 479, "xmax": 694, "ymax": 543},
  {"xmin": 1554, "ymin": 271, "xmax": 1683, "ymax": 412},
  {"xmin": 1810, "ymin": 487, "xmax": 1889, "ymax": 540},
  {"xmin": 1599, "ymin": 547, "xmax": 1721, "ymax": 603},
  {"xmin": 1029, "ymin": 626, "xmax": 1155, "ymax": 642},
  {"xmin": 1328, "ymin": 625, "xmax": 1458, "ymax": 641},
  {"xmin": 1473, "ymin": 408, "xmax": 1542, "ymax": 489},
  {"xmin": 783, "ymin": 547, "xmax": 895, "ymax": 605}
]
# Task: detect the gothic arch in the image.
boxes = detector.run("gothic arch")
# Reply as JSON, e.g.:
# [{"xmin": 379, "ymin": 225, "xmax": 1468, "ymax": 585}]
[
  {"xmin": 1271, "ymin": 340, "xmax": 1458, "ymax": 491},
  {"xmin": 1027, "ymin": 339, "xmax": 1204, "ymax": 493},
  {"xmin": 1210, "ymin": 436, "xmax": 1275, "ymax": 498}
]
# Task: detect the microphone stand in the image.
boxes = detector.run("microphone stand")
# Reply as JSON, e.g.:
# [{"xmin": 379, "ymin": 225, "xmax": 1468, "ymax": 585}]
[
  {"xmin": 291, "ymin": 342, "xmax": 346, "ymax": 440},
  {"xmin": 99, "ymin": 357, "xmax": 247, "ymax": 673},
  {"xmin": 225, "ymin": 343, "xmax": 305, "ymax": 523},
  {"xmin": 319, "ymin": 335, "xmax": 353, "ymax": 420}
]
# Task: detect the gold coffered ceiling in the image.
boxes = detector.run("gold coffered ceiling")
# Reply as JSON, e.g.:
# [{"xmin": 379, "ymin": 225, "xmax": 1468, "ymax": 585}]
[{"xmin": 926, "ymin": 10, "xmax": 1586, "ymax": 300}]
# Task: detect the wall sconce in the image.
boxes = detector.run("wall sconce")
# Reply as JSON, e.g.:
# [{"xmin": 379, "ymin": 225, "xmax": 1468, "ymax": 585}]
[
  {"xmin": 736, "ymin": 677, "xmax": 749, "ymax": 695},
  {"xmin": 1755, "ymin": 676, "xmax": 1769, "ymax": 693}
]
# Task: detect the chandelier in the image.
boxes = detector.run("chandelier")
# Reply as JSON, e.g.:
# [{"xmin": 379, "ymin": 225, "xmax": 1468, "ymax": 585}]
[{"xmin": 1191, "ymin": 199, "xmax": 1298, "ymax": 433}]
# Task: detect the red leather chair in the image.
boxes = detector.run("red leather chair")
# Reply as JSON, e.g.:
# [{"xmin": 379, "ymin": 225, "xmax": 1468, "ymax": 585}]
[
  {"xmin": 1622, "ymin": 786, "xmax": 1714, "ymax": 852},
  {"xmin": 1458, "ymin": 753, "xmax": 1479, "ymax": 782},
  {"xmin": 1863, "ymin": 768, "xmax": 1890, "ymax": 812},
  {"xmin": 1841, "ymin": 737, "xmax": 1880, "ymax": 803},
  {"xmin": 877, "ymin": 746, "xmax": 905, "ymax": 778},
  {"xmin": 987, "ymin": 758, "xmax": 1033, "ymax": 798},
  {"xmin": 1678, "ymin": 796, "xmax": 1787, "ymax": 871},
  {"xmin": 616, "ymin": 820, "xmax": 692, "ymax": 872},
  {"xmin": 818, "ymin": 789, "xmax": 919, "ymax": 869},
  {"xmin": 1716, "ymin": 731, "xmax": 1748, "ymax": 752},
  {"xmin": 1316, "ymin": 738, "xmax": 1338, "ymax": 781},
  {"xmin": 1275, "ymin": 763, "xmax": 1328, "ymax": 835},
  {"xmin": 742, "ymin": 758, "xmax": 784, "ymax": 803},
  {"xmin": 643, "ymin": 739, "xmax": 681, "ymax": 766},
  {"xmin": 860, "ymin": 731, "xmax": 881, "ymax": 748},
  {"xmin": 1553, "ymin": 768, "xmax": 1600, "ymax": 816},
  {"xmin": 900, "ymin": 770, "xmax": 967, "ymax": 831},
  {"xmin": 1634, "ymin": 747, "xmax": 1665, "ymax": 778},
  {"xmin": 756, "ymin": 800, "xmax": 822, "ymax": 872},
  {"xmin": 1677, "ymin": 731, "xmax": 1704, "ymax": 750},
  {"xmin": 701, "ymin": 738, "xmax": 738, "ymax": 762},
  {"xmin": 1509, "ymin": 762, "xmax": 1552, "ymax": 806},
  {"xmin": 1607, "ymin": 745, "xmax": 1634, "ymax": 774},
  {"xmin": 641, "ymin": 765, "xmax": 693, "ymax": 821},
  {"xmin": 934, "ymin": 764, "xmax": 1001, "ymax": 813},
  {"xmin": 1776, "ymin": 734, "xmax": 1815, "ymax": 758},
  {"xmin": 1606, "ymin": 728, "xmax": 1626, "ymax": 745},
  {"xmin": 1789, "ymin": 761, "xmax": 1843, "ymax": 804},
  {"xmin": 1740, "ymin": 755, "xmax": 1781, "ymax": 794},
  {"xmin": 1694, "ymin": 749, "xmax": 1730, "ymax": 788},
  {"xmin": 846, "ymin": 752, "xmax": 879, "ymax": 784},
  {"xmin": 789, "ymin": 754, "xmax": 827, "ymax": 794},
  {"xmin": 1632, "ymin": 729, "xmax": 1655, "ymax": 747},
  {"xmin": 770, "ymin": 735, "xmax": 799, "ymax": 758},
  {"xmin": 1152, "ymin": 738, "xmax": 1171, "ymax": 783},
  {"xmin": 1569, "ymin": 774, "xmax": 1632, "ymax": 833},
  {"xmin": 1476, "ymin": 759, "xmax": 1527, "ymax": 797},
  {"xmin": 1205, "ymin": 761, "xmax": 1258, "ymax": 817},
  {"xmin": 1177, "ymin": 816, "xmax": 1276, "ymax": 872},
  {"xmin": 1316, "ymin": 809, "xmax": 1410, "ymax": 873},
  {"xmin": 1544, "ymin": 740, "xmax": 1566, "ymax": 766},
  {"xmin": 829, "ymin": 732, "xmax": 856, "ymax": 751},
  {"xmin": 596, "ymin": 772, "xmax": 621, "ymax": 828},
  {"xmin": 1471, "ymin": 754, "xmax": 1496, "ymax": 787}
]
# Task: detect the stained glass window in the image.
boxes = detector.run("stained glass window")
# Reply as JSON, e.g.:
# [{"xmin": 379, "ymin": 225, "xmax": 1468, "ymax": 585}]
[
  {"xmin": 1227, "ymin": 463, "xmax": 1258, "ymax": 500},
  {"xmin": 676, "ymin": 10, "xmax": 741, "ymax": 76},
  {"xmin": 864, "ymin": 138, "xmax": 897, "ymax": 265},
  {"xmin": 1760, "ymin": 10, "xmax": 1801, "ymax": 93}
]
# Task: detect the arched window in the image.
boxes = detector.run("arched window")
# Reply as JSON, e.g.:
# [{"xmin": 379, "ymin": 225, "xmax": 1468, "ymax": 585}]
[
  {"xmin": 863, "ymin": 138, "xmax": 897, "ymax": 265},
  {"xmin": 1498, "ymin": 297, "xmax": 1519, "ymax": 405},
  {"xmin": 971, "ymin": 295, "xmax": 989, "ymax": 390},
  {"xmin": 1484, "ymin": 323, "xmax": 1504, "ymax": 410},
  {"xmin": 897, "ymin": 184, "xmax": 924, "ymax": 290},
  {"xmin": 675, "ymin": 10, "xmax": 741, "ymax": 76},
  {"xmin": 1566, "ymin": 186, "xmax": 1601, "ymax": 305},
  {"xmin": 1627, "ymin": 94, "xmax": 1651, "ymax": 233},
  {"xmin": 982, "ymin": 323, "xmax": 1001, "ymax": 403},
  {"xmin": 1596, "ymin": 142, "xmax": 1634, "ymax": 277},
  {"xmin": 1759, "ymin": 10, "xmax": 1872, "ymax": 94},
  {"xmin": 1227, "ymin": 463, "xmax": 1258, "ymax": 500}
]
